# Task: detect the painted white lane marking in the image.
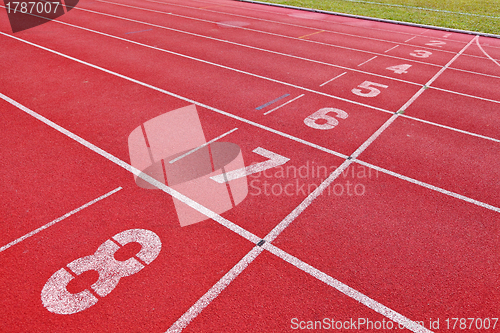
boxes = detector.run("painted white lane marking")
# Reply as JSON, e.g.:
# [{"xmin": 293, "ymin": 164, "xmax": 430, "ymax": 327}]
[
  {"xmin": 355, "ymin": 160, "xmax": 500, "ymax": 213},
  {"xmin": 169, "ymin": 128, "xmax": 238, "ymax": 164},
  {"xmin": 0, "ymin": 187, "xmax": 122, "ymax": 253},
  {"xmin": 0, "ymin": 31, "xmax": 349, "ymax": 160},
  {"xmin": 351, "ymin": 36, "xmax": 479, "ymax": 162},
  {"xmin": 210, "ymin": 147, "xmax": 290, "ymax": 183},
  {"xmin": 142, "ymin": 0, "xmax": 464, "ymax": 47},
  {"xmin": 0, "ymin": 92, "xmax": 261, "ymax": 245},
  {"xmin": 405, "ymin": 36, "xmax": 417, "ymax": 43},
  {"xmin": 476, "ymin": 37, "xmax": 500, "ymax": 68},
  {"xmin": 263, "ymin": 94, "xmax": 304, "ymax": 115},
  {"xmin": 1, "ymin": 32, "xmax": 497, "ymax": 212},
  {"xmin": 319, "ymin": 72, "xmax": 347, "ymax": 87},
  {"xmin": 81, "ymin": 1, "xmax": 455, "ymax": 63},
  {"xmin": 384, "ymin": 45, "xmax": 400, "ymax": 53},
  {"xmin": 0, "ymin": 16, "xmax": 398, "ymax": 117},
  {"xmin": 0, "ymin": 33, "xmax": 492, "ymax": 333},
  {"xmin": 264, "ymin": 159, "xmax": 353, "ymax": 242},
  {"xmin": 357, "ymin": 56, "xmax": 377, "ymax": 67},
  {"xmin": 166, "ymin": 246, "xmax": 264, "ymax": 333},
  {"xmin": 59, "ymin": 4, "xmax": 500, "ymax": 99},
  {"xmin": 263, "ymin": 243, "xmax": 433, "ymax": 333}
]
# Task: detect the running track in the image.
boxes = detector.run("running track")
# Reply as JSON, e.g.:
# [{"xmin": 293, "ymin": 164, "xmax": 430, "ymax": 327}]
[{"xmin": 1, "ymin": 0, "xmax": 499, "ymax": 332}]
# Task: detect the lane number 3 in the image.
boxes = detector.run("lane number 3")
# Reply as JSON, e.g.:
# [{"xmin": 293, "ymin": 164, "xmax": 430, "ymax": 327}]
[{"xmin": 41, "ymin": 229, "xmax": 161, "ymax": 315}]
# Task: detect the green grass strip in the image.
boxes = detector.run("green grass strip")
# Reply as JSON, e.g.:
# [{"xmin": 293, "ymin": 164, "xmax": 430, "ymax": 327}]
[{"xmin": 251, "ymin": 0, "xmax": 500, "ymax": 35}]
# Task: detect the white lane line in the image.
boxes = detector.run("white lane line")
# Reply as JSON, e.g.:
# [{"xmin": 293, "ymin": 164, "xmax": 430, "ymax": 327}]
[
  {"xmin": 115, "ymin": 0, "xmax": 500, "ymax": 61},
  {"xmin": 384, "ymin": 44, "xmax": 399, "ymax": 53},
  {"xmin": 89, "ymin": 1, "xmax": 453, "ymax": 63},
  {"xmin": 166, "ymin": 246, "xmax": 264, "ymax": 333},
  {"xmin": 2, "ymin": 32, "xmax": 498, "ymax": 213},
  {"xmin": 355, "ymin": 160, "xmax": 500, "ymax": 213},
  {"xmin": 0, "ymin": 32, "xmax": 348, "ymax": 160},
  {"xmin": 0, "ymin": 16, "xmax": 396, "ymax": 117},
  {"xmin": 0, "ymin": 92, "xmax": 262, "ymax": 245},
  {"xmin": 319, "ymin": 71, "xmax": 347, "ymax": 87},
  {"xmin": 71, "ymin": 5, "xmax": 431, "ymax": 86},
  {"xmin": 169, "ymin": 128, "xmax": 238, "ymax": 164},
  {"xmin": 402, "ymin": 114, "xmax": 500, "ymax": 143},
  {"xmin": 448, "ymin": 66, "xmax": 500, "ymax": 80},
  {"xmin": 476, "ymin": 37, "xmax": 500, "ymax": 68},
  {"xmin": 0, "ymin": 187, "xmax": 122, "ymax": 253},
  {"xmin": 430, "ymin": 84, "xmax": 500, "ymax": 105},
  {"xmin": 263, "ymin": 243, "xmax": 432, "ymax": 333},
  {"xmin": 263, "ymin": 94, "xmax": 304, "ymax": 115},
  {"xmin": 70, "ymin": 3, "xmax": 500, "ymax": 96},
  {"xmin": 264, "ymin": 159, "xmax": 353, "ymax": 242},
  {"xmin": 143, "ymin": 0, "xmax": 460, "ymax": 48},
  {"xmin": 357, "ymin": 56, "xmax": 377, "ymax": 67},
  {"xmin": 405, "ymin": 36, "xmax": 417, "ymax": 43},
  {"xmin": 352, "ymin": 36, "xmax": 478, "ymax": 162}
]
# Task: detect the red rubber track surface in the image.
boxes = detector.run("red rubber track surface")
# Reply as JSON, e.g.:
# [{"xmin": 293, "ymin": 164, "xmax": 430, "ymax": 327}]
[{"xmin": 0, "ymin": 0, "xmax": 499, "ymax": 332}]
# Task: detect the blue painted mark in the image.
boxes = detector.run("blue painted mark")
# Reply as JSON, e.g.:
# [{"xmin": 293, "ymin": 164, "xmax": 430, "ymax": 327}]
[
  {"xmin": 125, "ymin": 29, "xmax": 153, "ymax": 34},
  {"xmin": 256, "ymin": 94, "xmax": 290, "ymax": 110}
]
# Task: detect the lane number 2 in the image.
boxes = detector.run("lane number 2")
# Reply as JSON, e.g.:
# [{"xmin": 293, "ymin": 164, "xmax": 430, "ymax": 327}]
[{"xmin": 41, "ymin": 229, "xmax": 162, "ymax": 315}]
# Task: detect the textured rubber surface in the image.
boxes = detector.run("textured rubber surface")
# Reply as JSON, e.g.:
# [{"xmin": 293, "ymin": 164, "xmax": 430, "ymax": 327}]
[{"xmin": 1, "ymin": 0, "xmax": 499, "ymax": 332}]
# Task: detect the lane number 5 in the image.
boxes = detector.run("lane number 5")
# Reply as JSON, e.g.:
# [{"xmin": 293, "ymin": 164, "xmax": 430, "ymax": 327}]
[{"xmin": 351, "ymin": 81, "xmax": 388, "ymax": 98}]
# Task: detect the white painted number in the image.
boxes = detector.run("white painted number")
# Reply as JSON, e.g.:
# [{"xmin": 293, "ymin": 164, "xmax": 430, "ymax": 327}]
[
  {"xmin": 425, "ymin": 40, "xmax": 446, "ymax": 47},
  {"xmin": 410, "ymin": 50, "xmax": 432, "ymax": 58},
  {"xmin": 41, "ymin": 229, "xmax": 161, "ymax": 315},
  {"xmin": 211, "ymin": 147, "xmax": 289, "ymax": 183},
  {"xmin": 351, "ymin": 81, "xmax": 388, "ymax": 98},
  {"xmin": 386, "ymin": 64, "xmax": 412, "ymax": 74},
  {"xmin": 304, "ymin": 108, "xmax": 348, "ymax": 130}
]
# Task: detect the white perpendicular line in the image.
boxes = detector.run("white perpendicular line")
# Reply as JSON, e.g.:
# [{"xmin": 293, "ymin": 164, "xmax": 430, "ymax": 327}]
[
  {"xmin": 5, "ymin": 13, "xmax": 500, "ymax": 139},
  {"xmin": 354, "ymin": 160, "xmax": 500, "ymax": 213},
  {"xmin": 263, "ymin": 94, "xmax": 304, "ymax": 115},
  {"xmin": 166, "ymin": 246, "xmax": 264, "ymax": 333},
  {"xmin": 69, "ymin": 3, "xmax": 500, "ymax": 96},
  {"xmin": 169, "ymin": 127, "xmax": 238, "ymax": 164},
  {"xmin": 397, "ymin": 35, "xmax": 478, "ymax": 115},
  {"xmin": 0, "ymin": 31, "xmax": 349, "ymax": 161},
  {"xmin": 0, "ymin": 92, "xmax": 261, "ymax": 245},
  {"xmin": 0, "ymin": 16, "xmax": 395, "ymax": 117},
  {"xmin": 264, "ymin": 159, "xmax": 353, "ymax": 243},
  {"xmin": 2, "ymin": 33, "xmax": 498, "ymax": 213},
  {"xmin": 358, "ymin": 56, "xmax": 377, "ymax": 67},
  {"xmin": 476, "ymin": 37, "xmax": 500, "ymax": 68},
  {"xmin": 263, "ymin": 243, "xmax": 433, "ymax": 333},
  {"xmin": 384, "ymin": 45, "xmax": 399, "ymax": 53},
  {"xmin": 210, "ymin": 147, "xmax": 290, "ymax": 183},
  {"xmin": 0, "ymin": 187, "xmax": 122, "ymax": 253},
  {"xmin": 319, "ymin": 72, "xmax": 347, "ymax": 87}
]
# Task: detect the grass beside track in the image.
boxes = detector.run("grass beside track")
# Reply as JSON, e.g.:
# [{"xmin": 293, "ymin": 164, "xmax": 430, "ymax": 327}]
[{"xmin": 247, "ymin": 0, "xmax": 500, "ymax": 35}]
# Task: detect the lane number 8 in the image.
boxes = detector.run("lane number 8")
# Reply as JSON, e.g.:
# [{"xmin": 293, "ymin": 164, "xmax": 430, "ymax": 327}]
[{"xmin": 41, "ymin": 229, "xmax": 162, "ymax": 315}]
